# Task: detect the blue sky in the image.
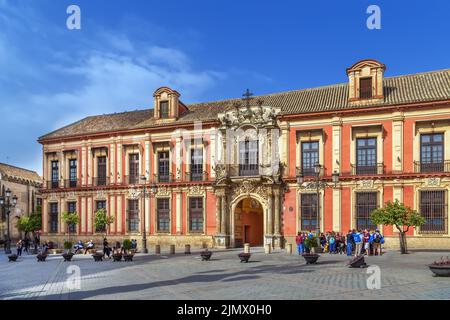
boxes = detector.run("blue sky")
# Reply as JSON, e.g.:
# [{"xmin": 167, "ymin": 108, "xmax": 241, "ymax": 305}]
[{"xmin": 0, "ymin": 0, "xmax": 449, "ymax": 173}]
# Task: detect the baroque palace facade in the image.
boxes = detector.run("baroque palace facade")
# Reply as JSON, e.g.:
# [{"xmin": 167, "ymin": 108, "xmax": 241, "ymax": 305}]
[{"xmin": 39, "ymin": 59, "xmax": 450, "ymax": 249}]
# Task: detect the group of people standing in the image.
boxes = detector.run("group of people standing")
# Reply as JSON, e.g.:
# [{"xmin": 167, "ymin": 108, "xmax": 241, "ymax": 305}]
[
  {"xmin": 295, "ymin": 229, "xmax": 385, "ymax": 257},
  {"xmin": 15, "ymin": 236, "xmax": 40, "ymax": 256}
]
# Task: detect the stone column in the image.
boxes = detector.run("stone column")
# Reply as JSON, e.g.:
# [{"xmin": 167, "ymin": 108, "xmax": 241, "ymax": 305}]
[
  {"xmin": 265, "ymin": 190, "xmax": 273, "ymax": 246},
  {"xmin": 87, "ymin": 146, "xmax": 92, "ymax": 186},
  {"xmin": 176, "ymin": 191, "xmax": 182, "ymax": 234},
  {"xmin": 273, "ymin": 189, "xmax": 281, "ymax": 236},
  {"xmin": 215, "ymin": 194, "xmax": 222, "ymax": 234},
  {"xmin": 221, "ymin": 194, "xmax": 227, "ymax": 235}
]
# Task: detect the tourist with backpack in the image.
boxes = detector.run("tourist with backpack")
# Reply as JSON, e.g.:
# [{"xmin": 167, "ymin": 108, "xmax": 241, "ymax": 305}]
[
  {"xmin": 353, "ymin": 229, "xmax": 363, "ymax": 256},
  {"xmin": 372, "ymin": 229, "xmax": 384, "ymax": 256}
]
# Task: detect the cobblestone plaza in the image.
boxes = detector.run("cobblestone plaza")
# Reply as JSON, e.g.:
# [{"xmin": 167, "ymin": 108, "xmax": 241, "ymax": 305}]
[{"xmin": 1, "ymin": 248, "xmax": 449, "ymax": 300}]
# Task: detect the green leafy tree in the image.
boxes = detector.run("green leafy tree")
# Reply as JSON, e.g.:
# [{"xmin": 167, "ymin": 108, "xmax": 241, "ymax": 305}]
[
  {"xmin": 371, "ymin": 200, "xmax": 425, "ymax": 254},
  {"xmin": 17, "ymin": 212, "xmax": 42, "ymax": 239},
  {"xmin": 61, "ymin": 212, "xmax": 79, "ymax": 245},
  {"xmin": 94, "ymin": 209, "xmax": 114, "ymax": 238}
]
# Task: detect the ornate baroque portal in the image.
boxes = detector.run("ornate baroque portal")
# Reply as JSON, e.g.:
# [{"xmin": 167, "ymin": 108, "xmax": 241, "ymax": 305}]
[{"xmin": 213, "ymin": 95, "xmax": 284, "ymax": 248}]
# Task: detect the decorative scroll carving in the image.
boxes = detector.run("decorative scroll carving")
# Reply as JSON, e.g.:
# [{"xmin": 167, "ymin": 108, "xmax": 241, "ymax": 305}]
[
  {"xmin": 357, "ymin": 180, "xmax": 374, "ymax": 189},
  {"xmin": 218, "ymin": 105, "xmax": 279, "ymax": 128},
  {"xmin": 187, "ymin": 185, "xmax": 205, "ymax": 196},
  {"xmin": 232, "ymin": 179, "xmax": 268, "ymax": 205},
  {"xmin": 425, "ymin": 177, "xmax": 441, "ymax": 187},
  {"xmin": 156, "ymin": 186, "xmax": 171, "ymax": 196}
]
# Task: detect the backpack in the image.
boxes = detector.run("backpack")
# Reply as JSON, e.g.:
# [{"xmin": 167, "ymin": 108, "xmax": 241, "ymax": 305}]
[
  {"xmin": 353, "ymin": 233, "xmax": 362, "ymax": 243},
  {"xmin": 329, "ymin": 237, "xmax": 335, "ymax": 244},
  {"xmin": 373, "ymin": 233, "xmax": 381, "ymax": 243}
]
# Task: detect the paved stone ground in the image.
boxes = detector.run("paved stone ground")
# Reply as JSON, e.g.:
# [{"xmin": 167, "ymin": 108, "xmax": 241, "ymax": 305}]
[{"xmin": 0, "ymin": 247, "xmax": 449, "ymax": 300}]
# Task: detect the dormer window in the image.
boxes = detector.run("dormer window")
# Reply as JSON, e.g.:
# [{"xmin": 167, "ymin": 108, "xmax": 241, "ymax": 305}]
[
  {"xmin": 153, "ymin": 87, "xmax": 187, "ymax": 120},
  {"xmin": 359, "ymin": 77, "xmax": 373, "ymax": 99},
  {"xmin": 160, "ymin": 101, "xmax": 169, "ymax": 118},
  {"xmin": 346, "ymin": 59, "xmax": 386, "ymax": 104}
]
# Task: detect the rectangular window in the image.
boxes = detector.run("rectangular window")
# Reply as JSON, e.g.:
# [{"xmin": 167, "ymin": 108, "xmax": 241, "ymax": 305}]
[
  {"xmin": 300, "ymin": 194, "xmax": 318, "ymax": 231},
  {"xmin": 301, "ymin": 141, "xmax": 319, "ymax": 176},
  {"xmin": 69, "ymin": 159, "xmax": 77, "ymax": 187},
  {"xmin": 190, "ymin": 149, "xmax": 203, "ymax": 181},
  {"xmin": 158, "ymin": 151, "xmax": 170, "ymax": 182},
  {"xmin": 360, "ymin": 77, "xmax": 372, "ymax": 99},
  {"xmin": 420, "ymin": 133, "xmax": 444, "ymax": 173},
  {"xmin": 49, "ymin": 203, "xmax": 58, "ymax": 233},
  {"xmin": 97, "ymin": 156, "xmax": 107, "ymax": 186},
  {"xmin": 355, "ymin": 192, "xmax": 378, "ymax": 231},
  {"xmin": 67, "ymin": 202, "xmax": 77, "ymax": 233},
  {"xmin": 127, "ymin": 199, "xmax": 139, "ymax": 232},
  {"xmin": 189, "ymin": 197, "xmax": 204, "ymax": 232},
  {"xmin": 356, "ymin": 138, "xmax": 377, "ymax": 174},
  {"xmin": 419, "ymin": 190, "xmax": 447, "ymax": 234},
  {"xmin": 95, "ymin": 200, "xmax": 107, "ymax": 232},
  {"xmin": 157, "ymin": 198, "xmax": 170, "ymax": 233},
  {"xmin": 128, "ymin": 154, "xmax": 139, "ymax": 184},
  {"xmin": 160, "ymin": 101, "xmax": 169, "ymax": 118},
  {"xmin": 239, "ymin": 140, "xmax": 259, "ymax": 176},
  {"xmin": 51, "ymin": 161, "xmax": 59, "ymax": 188}
]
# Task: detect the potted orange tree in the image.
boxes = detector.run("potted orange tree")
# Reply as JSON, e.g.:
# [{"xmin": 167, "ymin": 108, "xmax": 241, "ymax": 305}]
[
  {"xmin": 61, "ymin": 211, "xmax": 79, "ymax": 261},
  {"xmin": 92, "ymin": 209, "xmax": 114, "ymax": 262}
]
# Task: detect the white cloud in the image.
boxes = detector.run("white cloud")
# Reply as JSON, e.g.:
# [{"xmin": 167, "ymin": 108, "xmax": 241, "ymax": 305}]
[{"xmin": 0, "ymin": 4, "xmax": 226, "ymax": 173}]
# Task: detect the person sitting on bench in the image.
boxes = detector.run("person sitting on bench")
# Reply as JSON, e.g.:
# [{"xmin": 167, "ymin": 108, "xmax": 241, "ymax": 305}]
[{"xmin": 84, "ymin": 240, "xmax": 94, "ymax": 254}]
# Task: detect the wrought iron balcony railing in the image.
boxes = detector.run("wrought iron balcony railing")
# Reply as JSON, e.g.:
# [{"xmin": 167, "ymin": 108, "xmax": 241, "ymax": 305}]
[
  {"xmin": 184, "ymin": 171, "xmax": 208, "ymax": 182},
  {"xmin": 414, "ymin": 161, "xmax": 450, "ymax": 173},
  {"xmin": 124, "ymin": 175, "xmax": 142, "ymax": 185},
  {"xmin": 93, "ymin": 177, "xmax": 110, "ymax": 187},
  {"xmin": 154, "ymin": 173, "xmax": 174, "ymax": 183},
  {"xmin": 350, "ymin": 163, "xmax": 384, "ymax": 175},
  {"xmin": 64, "ymin": 179, "xmax": 80, "ymax": 188},
  {"xmin": 47, "ymin": 181, "xmax": 60, "ymax": 189}
]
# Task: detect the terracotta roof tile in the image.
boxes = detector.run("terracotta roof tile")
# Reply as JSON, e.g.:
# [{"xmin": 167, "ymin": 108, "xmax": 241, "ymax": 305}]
[
  {"xmin": 0, "ymin": 163, "xmax": 42, "ymax": 184},
  {"xmin": 39, "ymin": 68, "xmax": 450, "ymax": 141}
]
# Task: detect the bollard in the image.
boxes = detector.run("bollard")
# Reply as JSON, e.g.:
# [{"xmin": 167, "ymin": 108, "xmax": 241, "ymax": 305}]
[
  {"xmin": 264, "ymin": 243, "xmax": 271, "ymax": 254},
  {"xmin": 286, "ymin": 243, "xmax": 292, "ymax": 255},
  {"xmin": 244, "ymin": 243, "xmax": 250, "ymax": 254},
  {"xmin": 185, "ymin": 244, "xmax": 191, "ymax": 254},
  {"xmin": 170, "ymin": 244, "xmax": 176, "ymax": 255},
  {"xmin": 155, "ymin": 244, "xmax": 161, "ymax": 255}
]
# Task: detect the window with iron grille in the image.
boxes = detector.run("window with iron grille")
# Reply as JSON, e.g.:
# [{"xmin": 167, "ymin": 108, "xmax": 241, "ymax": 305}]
[
  {"xmin": 355, "ymin": 192, "xmax": 378, "ymax": 231},
  {"xmin": 160, "ymin": 101, "xmax": 169, "ymax": 118},
  {"xmin": 158, "ymin": 151, "xmax": 170, "ymax": 182},
  {"xmin": 301, "ymin": 141, "xmax": 319, "ymax": 176},
  {"xmin": 300, "ymin": 194, "xmax": 318, "ymax": 231},
  {"xmin": 189, "ymin": 197, "xmax": 204, "ymax": 232},
  {"xmin": 239, "ymin": 140, "xmax": 259, "ymax": 176},
  {"xmin": 51, "ymin": 161, "xmax": 59, "ymax": 188},
  {"xmin": 49, "ymin": 203, "xmax": 58, "ymax": 233},
  {"xmin": 128, "ymin": 199, "xmax": 139, "ymax": 232},
  {"xmin": 97, "ymin": 156, "xmax": 107, "ymax": 185},
  {"xmin": 157, "ymin": 198, "xmax": 170, "ymax": 233},
  {"xmin": 419, "ymin": 190, "xmax": 448, "ymax": 234},
  {"xmin": 356, "ymin": 138, "xmax": 377, "ymax": 174},
  {"xmin": 69, "ymin": 159, "xmax": 77, "ymax": 187},
  {"xmin": 67, "ymin": 202, "xmax": 77, "ymax": 233},
  {"xmin": 420, "ymin": 134, "xmax": 444, "ymax": 173},
  {"xmin": 129, "ymin": 154, "xmax": 139, "ymax": 184},
  {"xmin": 190, "ymin": 149, "xmax": 203, "ymax": 181},
  {"xmin": 359, "ymin": 77, "xmax": 372, "ymax": 99}
]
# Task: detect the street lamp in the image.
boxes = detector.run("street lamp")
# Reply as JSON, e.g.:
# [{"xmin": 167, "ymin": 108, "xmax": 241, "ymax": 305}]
[
  {"xmin": 0, "ymin": 188, "xmax": 18, "ymax": 254},
  {"xmin": 296, "ymin": 164, "xmax": 340, "ymax": 238},
  {"xmin": 138, "ymin": 176, "xmax": 158, "ymax": 254}
]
